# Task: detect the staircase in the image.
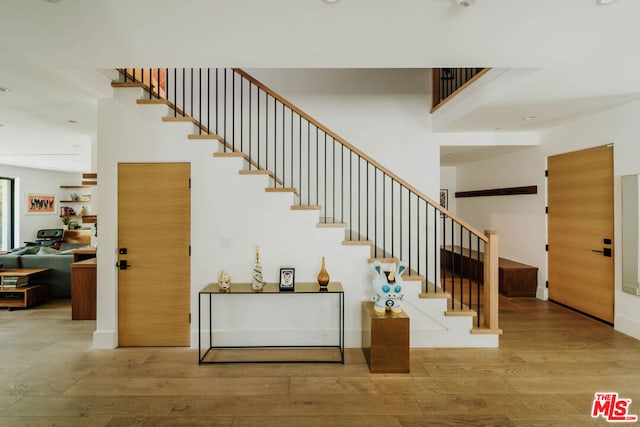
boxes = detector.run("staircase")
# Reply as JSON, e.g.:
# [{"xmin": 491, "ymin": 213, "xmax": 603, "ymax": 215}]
[{"xmin": 109, "ymin": 68, "xmax": 501, "ymax": 347}]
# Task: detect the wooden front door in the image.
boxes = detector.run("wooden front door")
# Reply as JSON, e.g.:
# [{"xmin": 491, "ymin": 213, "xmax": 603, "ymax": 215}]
[
  {"xmin": 548, "ymin": 145, "xmax": 614, "ymax": 323},
  {"xmin": 118, "ymin": 163, "xmax": 191, "ymax": 346}
]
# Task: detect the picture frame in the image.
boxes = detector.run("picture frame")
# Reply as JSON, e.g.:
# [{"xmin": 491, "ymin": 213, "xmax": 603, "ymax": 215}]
[
  {"xmin": 439, "ymin": 189, "xmax": 448, "ymax": 218},
  {"xmin": 26, "ymin": 194, "xmax": 55, "ymax": 214},
  {"xmin": 279, "ymin": 267, "xmax": 295, "ymax": 291}
]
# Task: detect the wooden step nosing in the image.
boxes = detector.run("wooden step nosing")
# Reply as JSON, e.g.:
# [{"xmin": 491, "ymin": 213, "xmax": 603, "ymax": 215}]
[
  {"xmin": 317, "ymin": 222, "xmax": 348, "ymax": 228},
  {"xmin": 419, "ymin": 291, "xmax": 451, "ymax": 299},
  {"xmin": 213, "ymin": 152, "xmax": 245, "ymax": 158},
  {"xmin": 367, "ymin": 257, "xmax": 400, "ymax": 264},
  {"xmin": 136, "ymin": 99, "xmax": 171, "ymax": 105},
  {"xmin": 190, "ymin": 134, "xmax": 223, "ymax": 141},
  {"xmin": 111, "ymin": 82, "xmax": 144, "ymax": 88},
  {"xmin": 265, "ymin": 187, "xmax": 297, "ymax": 193},
  {"xmin": 445, "ymin": 310, "xmax": 477, "ymax": 317},
  {"xmin": 470, "ymin": 328, "xmax": 503, "ymax": 335},
  {"xmin": 342, "ymin": 240, "xmax": 374, "ymax": 246},
  {"xmin": 239, "ymin": 169, "xmax": 270, "ymax": 176},
  {"xmin": 291, "ymin": 205, "xmax": 321, "ymax": 211}
]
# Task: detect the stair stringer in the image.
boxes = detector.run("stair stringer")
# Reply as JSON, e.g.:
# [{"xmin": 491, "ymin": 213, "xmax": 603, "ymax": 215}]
[{"xmin": 104, "ymin": 84, "xmax": 498, "ymax": 349}]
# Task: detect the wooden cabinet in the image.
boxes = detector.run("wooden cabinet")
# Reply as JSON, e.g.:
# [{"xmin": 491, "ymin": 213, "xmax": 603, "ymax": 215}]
[
  {"xmin": 71, "ymin": 258, "xmax": 96, "ymax": 320},
  {"xmin": 361, "ymin": 301, "xmax": 409, "ymax": 373}
]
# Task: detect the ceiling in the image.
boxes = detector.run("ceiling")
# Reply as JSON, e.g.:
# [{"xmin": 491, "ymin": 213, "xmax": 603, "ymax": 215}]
[{"xmin": 1, "ymin": 0, "xmax": 639, "ymax": 172}]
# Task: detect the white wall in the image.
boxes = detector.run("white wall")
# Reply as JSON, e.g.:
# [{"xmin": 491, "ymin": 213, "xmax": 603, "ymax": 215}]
[{"xmin": 0, "ymin": 164, "xmax": 81, "ymax": 248}]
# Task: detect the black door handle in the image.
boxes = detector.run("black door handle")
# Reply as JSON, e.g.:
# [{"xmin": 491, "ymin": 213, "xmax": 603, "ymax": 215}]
[
  {"xmin": 592, "ymin": 248, "xmax": 612, "ymax": 257},
  {"xmin": 116, "ymin": 260, "xmax": 131, "ymax": 270}
]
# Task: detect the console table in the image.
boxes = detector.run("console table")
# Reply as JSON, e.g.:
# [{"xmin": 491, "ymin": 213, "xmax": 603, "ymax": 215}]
[{"xmin": 198, "ymin": 282, "xmax": 344, "ymax": 364}]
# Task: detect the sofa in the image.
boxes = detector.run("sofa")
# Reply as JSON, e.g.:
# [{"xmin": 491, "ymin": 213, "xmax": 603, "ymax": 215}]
[{"xmin": 0, "ymin": 243, "xmax": 87, "ymax": 298}]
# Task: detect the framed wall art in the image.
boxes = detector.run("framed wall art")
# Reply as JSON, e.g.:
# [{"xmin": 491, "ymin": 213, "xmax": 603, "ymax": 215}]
[{"xmin": 27, "ymin": 194, "xmax": 55, "ymax": 214}]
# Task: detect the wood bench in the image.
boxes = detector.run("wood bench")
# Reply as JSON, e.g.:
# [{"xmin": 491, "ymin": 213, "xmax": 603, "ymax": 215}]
[{"xmin": 441, "ymin": 246, "xmax": 538, "ymax": 297}]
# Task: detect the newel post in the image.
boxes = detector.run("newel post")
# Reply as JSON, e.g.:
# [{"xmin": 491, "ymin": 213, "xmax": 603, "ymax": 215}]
[{"xmin": 483, "ymin": 230, "xmax": 500, "ymax": 331}]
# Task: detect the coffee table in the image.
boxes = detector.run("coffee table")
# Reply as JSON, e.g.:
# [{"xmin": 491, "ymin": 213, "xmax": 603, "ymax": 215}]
[{"xmin": 0, "ymin": 268, "xmax": 51, "ymax": 309}]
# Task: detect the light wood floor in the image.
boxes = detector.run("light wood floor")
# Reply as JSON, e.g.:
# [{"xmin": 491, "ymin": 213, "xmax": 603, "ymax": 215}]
[{"xmin": 0, "ymin": 297, "xmax": 639, "ymax": 426}]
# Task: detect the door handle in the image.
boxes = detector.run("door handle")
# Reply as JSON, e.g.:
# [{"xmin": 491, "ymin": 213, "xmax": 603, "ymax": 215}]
[
  {"xmin": 592, "ymin": 248, "xmax": 612, "ymax": 257},
  {"xmin": 116, "ymin": 260, "xmax": 131, "ymax": 270}
]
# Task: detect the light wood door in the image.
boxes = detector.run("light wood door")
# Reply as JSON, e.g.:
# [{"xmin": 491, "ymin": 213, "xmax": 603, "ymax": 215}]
[
  {"xmin": 118, "ymin": 163, "xmax": 190, "ymax": 346},
  {"xmin": 548, "ymin": 145, "xmax": 614, "ymax": 323}
]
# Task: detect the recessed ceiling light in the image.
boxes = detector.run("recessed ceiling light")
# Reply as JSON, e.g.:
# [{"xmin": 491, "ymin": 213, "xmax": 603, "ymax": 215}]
[
  {"xmin": 447, "ymin": 153, "xmax": 455, "ymax": 158},
  {"xmin": 43, "ymin": 0, "xmax": 62, "ymax": 3},
  {"xmin": 322, "ymin": 0, "xmax": 341, "ymax": 4},
  {"xmin": 454, "ymin": 0, "xmax": 476, "ymax": 6},
  {"xmin": 523, "ymin": 115, "xmax": 537, "ymax": 121},
  {"xmin": 0, "ymin": 87, "xmax": 10, "ymax": 93},
  {"xmin": 596, "ymin": 0, "xmax": 619, "ymax": 5},
  {"xmin": 67, "ymin": 119, "xmax": 78, "ymax": 124}
]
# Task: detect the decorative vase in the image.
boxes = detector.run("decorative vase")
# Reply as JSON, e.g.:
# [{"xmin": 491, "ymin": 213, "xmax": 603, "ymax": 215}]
[{"xmin": 317, "ymin": 257, "xmax": 330, "ymax": 287}]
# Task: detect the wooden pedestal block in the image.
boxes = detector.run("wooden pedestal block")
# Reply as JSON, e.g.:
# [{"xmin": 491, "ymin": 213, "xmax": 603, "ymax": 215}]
[{"xmin": 361, "ymin": 301, "xmax": 410, "ymax": 373}]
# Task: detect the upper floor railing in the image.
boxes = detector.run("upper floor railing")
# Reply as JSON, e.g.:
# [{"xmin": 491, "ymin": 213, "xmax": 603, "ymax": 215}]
[{"xmin": 431, "ymin": 68, "xmax": 488, "ymax": 112}]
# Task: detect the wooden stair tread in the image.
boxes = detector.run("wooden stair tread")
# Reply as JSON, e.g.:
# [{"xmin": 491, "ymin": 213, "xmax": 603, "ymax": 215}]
[
  {"xmin": 368, "ymin": 257, "xmax": 400, "ymax": 264},
  {"xmin": 265, "ymin": 187, "xmax": 297, "ymax": 193},
  {"xmin": 111, "ymin": 82, "xmax": 144, "ymax": 88},
  {"xmin": 291, "ymin": 205, "xmax": 321, "ymax": 211},
  {"xmin": 470, "ymin": 328, "xmax": 503, "ymax": 335},
  {"xmin": 317, "ymin": 219, "xmax": 348, "ymax": 228},
  {"xmin": 162, "ymin": 116, "xmax": 197, "ymax": 124},
  {"xmin": 136, "ymin": 99, "xmax": 171, "ymax": 105},
  {"xmin": 191, "ymin": 134, "xmax": 223, "ymax": 141},
  {"xmin": 239, "ymin": 169, "xmax": 270, "ymax": 175},
  {"xmin": 213, "ymin": 152, "xmax": 245, "ymax": 158},
  {"xmin": 419, "ymin": 290, "xmax": 451, "ymax": 299},
  {"xmin": 403, "ymin": 274, "xmax": 426, "ymax": 283},
  {"xmin": 342, "ymin": 239, "xmax": 374, "ymax": 246},
  {"xmin": 445, "ymin": 309, "xmax": 477, "ymax": 317}
]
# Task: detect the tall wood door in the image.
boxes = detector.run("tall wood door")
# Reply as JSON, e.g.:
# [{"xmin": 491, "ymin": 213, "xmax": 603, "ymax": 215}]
[
  {"xmin": 548, "ymin": 145, "xmax": 614, "ymax": 323},
  {"xmin": 118, "ymin": 163, "xmax": 191, "ymax": 346}
]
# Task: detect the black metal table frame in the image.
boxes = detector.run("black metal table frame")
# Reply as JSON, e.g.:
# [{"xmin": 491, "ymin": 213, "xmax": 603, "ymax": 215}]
[{"xmin": 198, "ymin": 282, "xmax": 344, "ymax": 364}]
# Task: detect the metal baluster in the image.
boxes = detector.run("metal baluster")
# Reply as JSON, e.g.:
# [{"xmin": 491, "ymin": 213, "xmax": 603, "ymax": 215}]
[
  {"xmin": 240, "ymin": 74, "xmax": 243, "ymax": 152},
  {"xmin": 223, "ymin": 69, "xmax": 227, "ymax": 151},
  {"xmin": 198, "ymin": 69, "xmax": 202, "ymax": 134},
  {"xmin": 374, "ymin": 168, "xmax": 377, "ymax": 256}
]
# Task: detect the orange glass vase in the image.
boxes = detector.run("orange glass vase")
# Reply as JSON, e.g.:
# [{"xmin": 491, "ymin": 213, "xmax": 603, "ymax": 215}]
[{"xmin": 317, "ymin": 257, "xmax": 330, "ymax": 287}]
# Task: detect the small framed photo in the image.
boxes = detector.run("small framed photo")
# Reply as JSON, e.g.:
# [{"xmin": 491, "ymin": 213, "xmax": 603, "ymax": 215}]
[{"xmin": 279, "ymin": 267, "xmax": 295, "ymax": 291}]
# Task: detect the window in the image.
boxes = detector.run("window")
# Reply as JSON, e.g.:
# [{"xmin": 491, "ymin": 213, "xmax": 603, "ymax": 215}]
[{"xmin": 0, "ymin": 177, "xmax": 15, "ymax": 251}]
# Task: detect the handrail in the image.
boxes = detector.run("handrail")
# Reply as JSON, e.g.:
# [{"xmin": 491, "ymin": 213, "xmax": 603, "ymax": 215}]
[{"xmin": 234, "ymin": 68, "xmax": 488, "ymax": 243}]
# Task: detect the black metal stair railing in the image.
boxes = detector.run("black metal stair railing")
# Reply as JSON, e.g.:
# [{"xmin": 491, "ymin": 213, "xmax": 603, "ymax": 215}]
[
  {"xmin": 119, "ymin": 68, "xmax": 497, "ymax": 329},
  {"xmin": 431, "ymin": 67, "xmax": 487, "ymax": 111}
]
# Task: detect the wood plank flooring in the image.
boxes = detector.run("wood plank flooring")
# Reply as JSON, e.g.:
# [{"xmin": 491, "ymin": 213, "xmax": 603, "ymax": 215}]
[{"xmin": 0, "ymin": 297, "xmax": 639, "ymax": 426}]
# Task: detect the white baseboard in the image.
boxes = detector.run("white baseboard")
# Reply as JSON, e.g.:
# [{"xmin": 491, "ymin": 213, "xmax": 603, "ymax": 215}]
[
  {"xmin": 92, "ymin": 330, "xmax": 117, "ymax": 349},
  {"xmin": 614, "ymin": 315, "xmax": 640, "ymax": 341}
]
